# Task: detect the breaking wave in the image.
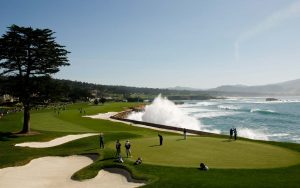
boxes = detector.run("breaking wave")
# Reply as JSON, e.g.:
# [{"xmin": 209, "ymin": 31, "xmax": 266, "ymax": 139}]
[
  {"xmin": 179, "ymin": 101, "xmax": 217, "ymax": 108},
  {"xmin": 127, "ymin": 95, "xmax": 220, "ymax": 133},
  {"xmin": 238, "ymin": 128, "xmax": 269, "ymax": 140},
  {"xmin": 218, "ymin": 105, "xmax": 241, "ymax": 111},
  {"xmin": 192, "ymin": 111, "xmax": 238, "ymax": 119},
  {"xmin": 250, "ymin": 108, "xmax": 278, "ymax": 115},
  {"xmin": 126, "ymin": 96, "xmax": 300, "ymax": 142},
  {"xmin": 218, "ymin": 105, "xmax": 279, "ymax": 115},
  {"xmin": 267, "ymin": 133, "xmax": 289, "ymax": 137}
]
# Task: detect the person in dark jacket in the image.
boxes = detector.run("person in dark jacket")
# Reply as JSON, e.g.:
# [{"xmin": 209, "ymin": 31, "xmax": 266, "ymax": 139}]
[
  {"xmin": 234, "ymin": 128, "xmax": 238, "ymax": 140},
  {"xmin": 230, "ymin": 128, "xmax": 233, "ymax": 139},
  {"xmin": 125, "ymin": 140, "xmax": 131, "ymax": 157},
  {"xmin": 134, "ymin": 157, "xmax": 142, "ymax": 165},
  {"xmin": 99, "ymin": 133, "xmax": 104, "ymax": 149},
  {"xmin": 115, "ymin": 139, "xmax": 121, "ymax": 157},
  {"xmin": 199, "ymin": 163, "xmax": 209, "ymax": 171},
  {"xmin": 158, "ymin": 133, "xmax": 163, "ymax": 146},
  {"xmin": 183, "ymin": 128, "xmax": 187, "ymax": 140}
]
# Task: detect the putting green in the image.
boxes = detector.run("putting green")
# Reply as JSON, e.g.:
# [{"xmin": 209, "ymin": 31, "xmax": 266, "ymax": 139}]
[{"xmin": 113, "ymin": 136, "xmax": 300, "ymax": 169}]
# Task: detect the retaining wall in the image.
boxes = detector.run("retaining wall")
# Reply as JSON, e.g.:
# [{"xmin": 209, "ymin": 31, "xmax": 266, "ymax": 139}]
[{"xmin": 111, "ymin": 111, "xmax": 218, "ymax": 136}]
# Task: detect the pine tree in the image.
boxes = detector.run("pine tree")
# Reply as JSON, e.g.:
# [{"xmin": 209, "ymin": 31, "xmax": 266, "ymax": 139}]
[{"xmin": 0, "ymin": 25, "xmax": 70, "ymax": 133}]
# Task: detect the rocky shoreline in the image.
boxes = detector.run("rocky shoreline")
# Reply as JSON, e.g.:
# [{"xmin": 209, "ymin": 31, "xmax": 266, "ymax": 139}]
[{"xmin": 111, "ymin": 108, "xmax": 218, "ymax": 136}]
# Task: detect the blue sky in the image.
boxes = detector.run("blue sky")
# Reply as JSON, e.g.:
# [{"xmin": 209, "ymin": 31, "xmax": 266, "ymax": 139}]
[{"xmin": 1, "ymin": 0, "xmax": 300, "ymax": 88}]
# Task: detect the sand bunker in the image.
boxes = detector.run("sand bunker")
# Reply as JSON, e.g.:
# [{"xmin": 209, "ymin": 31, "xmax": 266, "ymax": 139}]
[
  {"xmin": 84, "ymin": 112, "xmax": 118, "ymax": 119},
  {"xmin": 83, "ymin": 112, "xmax": 132, "ymax": 124},
  {"xmin": 0, "ymin": 155, "xmax": 145, "ymax": 188},
  {"xmin": 15, "ymin": 133, "xmax": 98, "ymax": 148}
]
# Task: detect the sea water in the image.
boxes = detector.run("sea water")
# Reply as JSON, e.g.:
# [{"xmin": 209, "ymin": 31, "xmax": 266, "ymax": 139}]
[{"xmin": 128, "ymin": 95, "xmax": 300, "ymax": 143}]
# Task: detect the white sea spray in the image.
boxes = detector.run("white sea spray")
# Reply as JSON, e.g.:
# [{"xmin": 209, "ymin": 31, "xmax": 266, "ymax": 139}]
[{"xmin": 128, "ymin": 94, "xmax": 220, "ymax": 133}]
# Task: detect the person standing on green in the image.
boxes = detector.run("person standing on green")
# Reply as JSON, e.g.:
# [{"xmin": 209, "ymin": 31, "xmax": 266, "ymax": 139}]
[
  {"xmin": 183, "ymin": 128, "xmax": 187, "ymax": 140},
  {"xmin": 115, "ymin": 140, "xmax": 121, "ymax": 157},
  {"xmin": 99, "ymin": 133, "xmax": 104, "ymax": 149},
  {"xmin": 230, "ymin": 128, "xmax": 233, "ymax": 139},
  {"xmin": 234, "ymin": 128, "xmax": 238, "ymax": 140},
  {"xmin": 125, "ymin": 140, "xmax": 131, "ymax": 157},
  {"xmin": 158, "ymin": 133, "xmax": 163, "ymax": 146}
]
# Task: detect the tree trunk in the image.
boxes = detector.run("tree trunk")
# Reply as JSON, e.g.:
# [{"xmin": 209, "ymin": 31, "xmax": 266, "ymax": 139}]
[{"xmin": 21, "ymin": 105, "xmax": 30, "ymax": 133}]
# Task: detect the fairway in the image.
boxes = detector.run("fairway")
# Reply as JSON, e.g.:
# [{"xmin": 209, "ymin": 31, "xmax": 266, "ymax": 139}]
[
  {"xmin": 31, "ymin": 113, "xmax": 94, "ymax": 132},
  {"xmin": 117, "ymin": 136, "xmax": 300, "ymax": 169},
  {"xmin": 2, "ymin": 102, "xmax": 300, "ymax": 187}
]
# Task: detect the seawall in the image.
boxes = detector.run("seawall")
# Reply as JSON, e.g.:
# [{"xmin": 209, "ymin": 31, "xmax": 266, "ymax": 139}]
[{"xmin": 111, "ymin": 110, "xmax": 218, "ymax": 136}]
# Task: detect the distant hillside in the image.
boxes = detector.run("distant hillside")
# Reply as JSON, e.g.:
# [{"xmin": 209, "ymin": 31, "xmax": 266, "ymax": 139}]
[
  {"xmin": 0, "ymin": 77, "xmax": 218, "ymax": 103},
  {"xmin": 209, "ymin": 79, "xmax": 300, "ymax": 96},
  {"xmin": 168, "ymin": 86, "xmax": 201, "ymax": 91},
  {"xmin": 53, "ymin": 79, "xmax": 216, "ymax": 101}
]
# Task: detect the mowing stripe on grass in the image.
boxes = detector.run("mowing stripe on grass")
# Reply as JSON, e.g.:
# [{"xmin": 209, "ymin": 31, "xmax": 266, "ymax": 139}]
[
  {"xmin": 111, "ymin": 136, "xmax": 300, "ymax": 169},
  {"xmin": 31, "ymin": 113, "xmax": 94, "ymax": 132}
]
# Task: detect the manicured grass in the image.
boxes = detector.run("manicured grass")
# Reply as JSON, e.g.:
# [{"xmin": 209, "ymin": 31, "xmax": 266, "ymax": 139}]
[
  {"xmin": 111, "ymin": 136, "xmax": 300, "ymax": 168},
  {"xmin": 0, "ymin": 112, "xmax": 23, "ymax": 133},
  {"xmin": 30, "ymin": 102, "xmax": 150, "ymax": 133},
  {"xmin": 1, "ymin": 102, "xmax": 300, "ymax": 187},
  {"xmin": 31, "ymin": 112, "xmax": 94, "ymax": 132}
]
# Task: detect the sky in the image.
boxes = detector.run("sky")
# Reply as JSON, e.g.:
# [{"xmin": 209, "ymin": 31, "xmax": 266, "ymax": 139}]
[{"xmin": 1, "ymin": 0, "xmax": 300, "ymax": 89}]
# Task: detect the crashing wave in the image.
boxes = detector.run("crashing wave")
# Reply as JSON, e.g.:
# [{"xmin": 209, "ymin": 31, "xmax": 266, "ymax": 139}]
[
  {"xmin": 250, "ymin": 108, "xmax": 278, "ymax": 114},
  {"xmin": 218, "ymin": 105, "xmax": 241, "ymax": 111},
  {"xmin": 127, "ymin": 94, "xmax": 220, "ymax": 133},
  {"xmin": 238, "ymin": 128, "xmax": 269, "ymax": 140},
  {"xmin": 192, "ymin": 111, "xmax": 237, "ymax": 119}
]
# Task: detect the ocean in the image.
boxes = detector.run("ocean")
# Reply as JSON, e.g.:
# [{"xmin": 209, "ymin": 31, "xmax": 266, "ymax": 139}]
[{"xmin": 128, "ymin": 95, "xmax": 300, "ymax": 143}]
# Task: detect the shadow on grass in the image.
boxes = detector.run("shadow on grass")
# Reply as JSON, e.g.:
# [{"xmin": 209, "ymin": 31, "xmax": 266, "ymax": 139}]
[
  {"xmin": 222, "ymin": 139, "xmax": 235, "ymax": 142},
  {"xmin": 176, "ymin": 138, "xmax": 186, "ymax": 141},
  {"xmin": 84, "ymin": 147, "xmax": 99, "ymax": 151},
  {"xmin": 0, "ymin": 132, "xmax": 18, "ymax": 141},
  {"xmin": 100, "ymin": 157, "xmax": 116, "ymax": 162},
  {"xmin": 149, "ymin": 144, "xmax": 161, "ymax": 147},
  {"xmin": 81, "ymin": 153, "xmax": 100, "ymax": 161}
]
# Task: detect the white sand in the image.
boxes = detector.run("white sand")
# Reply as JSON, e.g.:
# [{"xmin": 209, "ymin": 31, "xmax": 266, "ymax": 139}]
[
  {"xmin": 0, "ymin": 156, "xmax": 145, "ymax": 188},
  {"xmin": 84, "ymin": 112, "xmax": 119, "ymax": 120},
  {"xmin": 84, "ymin": 112, "xmax": 196, "ymax": 135},
  {"xmin": 15, "ymin": 133, "xmax": 98, "ymax": 148},
  {"xmin": 83, "ymin": 112, "xmax": 132, "ymax": 124}
]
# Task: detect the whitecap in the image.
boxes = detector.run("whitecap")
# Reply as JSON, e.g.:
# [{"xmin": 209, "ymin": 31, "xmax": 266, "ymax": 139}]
[
  {"xmin": 291, "ymin": 137, "xmax": 300, "ymax": 141},
  {"xmin": 236, "ymin": 128, "xmax": 269, "ymax": 141},
  {"xmin": 250, "ymin": 108, "xmax": 277, "ymax": 114},
  {"xmin": 218, "ymin": 105, "xmax": 241, "ymax": 111},
  {"xmin": 180, "ymin": 108, "xmax": 214, "ymax": 114},
  {"xmin": 195, "ymin": 101, "xmax": 217, "ymax": 106},
  {"xmin": 192, "ymin": 111, "xmax": 238, "ymax": 119},
  {"xmin": 267, "ymin": 133, "xmax": 290, "ymax": 137}
]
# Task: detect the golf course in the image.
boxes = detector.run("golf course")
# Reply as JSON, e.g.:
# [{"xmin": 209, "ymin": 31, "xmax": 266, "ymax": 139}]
[{"xmin": 1, "ymin": 102, "xmax": 300, "ymax": 187}]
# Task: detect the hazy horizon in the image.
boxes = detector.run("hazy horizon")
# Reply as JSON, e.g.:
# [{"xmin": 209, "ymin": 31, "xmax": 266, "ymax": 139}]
[
  {"xmin": 1, "ymin": 0, "xmax": 300, "ymax": 88},
  {"xmin": 53, "ymin": 77, "xmax": 300, "ymax": 91}
]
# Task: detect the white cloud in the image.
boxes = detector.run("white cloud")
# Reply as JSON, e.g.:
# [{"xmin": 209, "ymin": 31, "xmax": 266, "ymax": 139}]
[{"xmin": 235, "ymin": 1, "xmax": 300, "ymax": 62}]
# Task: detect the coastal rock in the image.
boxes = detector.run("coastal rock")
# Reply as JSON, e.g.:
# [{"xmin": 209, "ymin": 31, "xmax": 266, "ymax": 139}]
[{"xmin": 266, "ymin": 98, "xmax": 279, "ymax": 101}]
